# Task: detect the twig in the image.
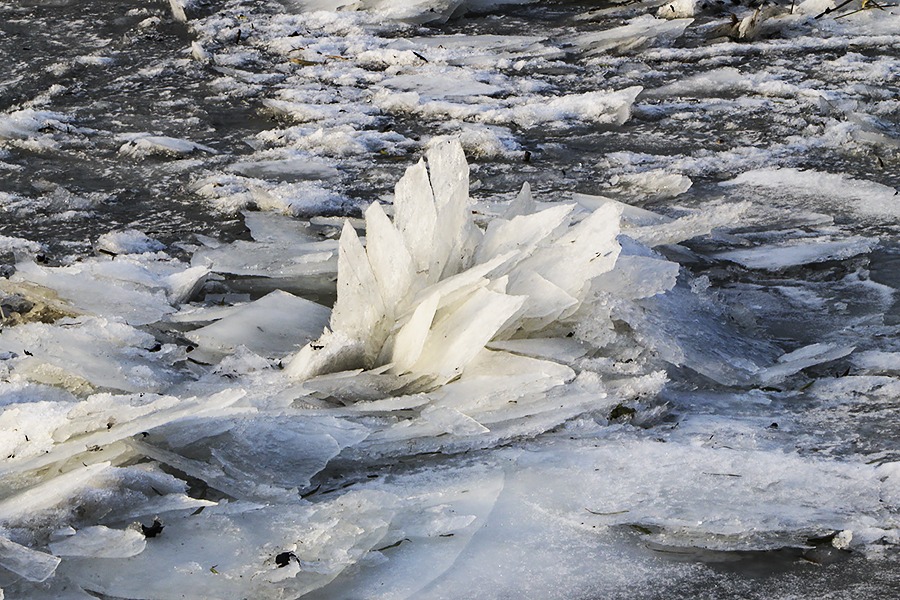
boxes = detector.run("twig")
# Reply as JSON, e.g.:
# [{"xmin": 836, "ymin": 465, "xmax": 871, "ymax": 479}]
[
  {"xmin": 834, "ymin": 7, "xmax": 866, "ymax": 17},
  {"xmin": 816, "ymin": 0, "xmax": 856, "ymax": 18}
]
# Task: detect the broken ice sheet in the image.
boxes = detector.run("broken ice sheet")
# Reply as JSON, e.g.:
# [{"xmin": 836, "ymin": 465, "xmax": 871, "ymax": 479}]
[
  {"xmin": 185, "ymin": 290, "xmax": 330, "ymax": 359},
  {"xmin": 714, "ymin": 236, "xmax": 879, "ymax": 271},
  {"xmin": 56, "ymin": 491, "xmax": 394, "ymax": 600},
  {"xmin": 4, "ymin": 257, "xmax": 208, "ymax": 326},
  {"xmin": 154, "ymin": 414, "xmax": 370, "ymax": 493},
  {"xmin": 48, "ymin": 526, "xmax": 145, "ymax": 559},
  {"xmin": 0, "ymin": 317, "xmax": 180, "ymax": 395},
  {"xmin": 0, "ymin": 535, "xmax": 60, "ymax": 583},
  {"xmin": 191, "ymin": 238, "xmax": 338, "ymax": 297}
]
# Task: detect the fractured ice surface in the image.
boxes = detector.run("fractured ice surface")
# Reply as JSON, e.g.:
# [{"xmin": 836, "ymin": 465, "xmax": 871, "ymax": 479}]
[{"xmin": 2, "ymin": 136, "xmax": 899, "ymax": 598}]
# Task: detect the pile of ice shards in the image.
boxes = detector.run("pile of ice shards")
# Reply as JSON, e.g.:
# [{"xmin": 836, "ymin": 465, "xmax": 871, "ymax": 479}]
[{"xmin": 0, "ymin": 139, "xmax": 891, "ymax": 599}]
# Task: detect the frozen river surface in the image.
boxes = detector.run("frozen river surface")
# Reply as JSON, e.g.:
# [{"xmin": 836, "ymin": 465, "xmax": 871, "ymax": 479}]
[{"xmin": 1, "ymin": 0, "xmax": 899, "ymax": 598}]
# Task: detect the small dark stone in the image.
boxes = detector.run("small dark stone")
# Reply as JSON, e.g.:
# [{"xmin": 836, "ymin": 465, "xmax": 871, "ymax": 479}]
[
  {"xmin": 768, "ymin": 422, "xmax": 779, "ymax": 429},
  {"xmin": 523, "ymin": 150, "xmax": 532, "ymax": 163},
  {"xmin": 141, "ymin": 518, "xmax": 164, "ymax": 538},
  {"xmin": 275, "ymin": 551, "xmax": 297, "ymax": 568}
]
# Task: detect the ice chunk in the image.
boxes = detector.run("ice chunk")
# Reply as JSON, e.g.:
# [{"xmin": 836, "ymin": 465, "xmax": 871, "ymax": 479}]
[
  {"xmin": 411, "ymin": 288, "xmax": 525, "ymax": 385},
  {"xmin": 714, "ymin": 236, "xmax": 878, "ymax": 270},
  {"xmin": 331, "ymin": 221, "xmax": 388, "ymax": 366},
  {"xmin": 186, "ymin": 290, "xmax": 330, "ymax": 358},
  {"xmin": 191, "ymin": 239, "xmax": 338, "ymax": 296},
  {"xmin": 364, "ymin": 202, "xmax": 417, "ymax": 316},
  {"xmin": 475, "ymin": 204, "xmax": 574, "ymax": 265},
  {"xmin": 49, "ymin": 526, "xmax": 146, "ymax": 559},
  {"xmin": 229, "ymin": 158, "xmax": 340, "ymax": 182},
  {"xmin": 393, "ymin": 159, "xmax": 438, "ymax": 274},
  {"xmin": 592, "ymin": 255, "xmax": 680, "ymax": 300},
  {"xmin": 305, "ymin": 468, "xmax": 504, "ymax": 600},
  {"xmin": 722, "ymin": 168, "xmax": 900, "ymax": 220},
  {"xmin": 118, "ymin": 134, "xmax": 216, "ymax": 159},
  {"xmin": 610, "ymin": 170, "xmax": 692, "ymax": 199},
  {"xmin": 0, "ymin": 317, "xmax": 178, "ymax": 394},
  {"xmin": 565, "ymin": 16, "xmax": 692, "ymax": 55},
  {"xmin": 759, "ymin": 343, "xmax": 855, "ymax": 385},
  {"xmin": 381, "ymin": 71, "xmax": 503, "ymax": 99},
  {"xmin": 242, "ymin": 211, "xmax": 323, "ymax": 245},
  {"xmin": 386, "ymin": 292, "xmax": 440, "ymax": 374},
  {"xmin": 0, "ymin": 463, "xmax": 110, "ymax": 523},
  {"xmin": 58, "ymin": 492, "xmax": 394, "ymax": 599},
  {"xmin": 94, "ymin": 230, "xmax": 165, "ymax": 256},
  {"xmin": 486, "ymin": 337, "xmax": 589, "ymax": 364},
  {"xmin": 657, "ymin": 0, "xmax": 696, "ymax": 19},
  {"xmin": 0, "ymin": 536, "xmax": 60, "ymax": 583},
  {"xmin": 6, "ymin": 259, "xmax": 189, "ymax": 327},
  {"xmin": 425, "ymin": 138, "xmax": 479, "ymax": 281}
]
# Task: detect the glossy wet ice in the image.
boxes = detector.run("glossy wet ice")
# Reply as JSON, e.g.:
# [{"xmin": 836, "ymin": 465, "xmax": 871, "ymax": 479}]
[{"xmin": 1, "ymin": 0, "xmax": 899, "ymax": 598}]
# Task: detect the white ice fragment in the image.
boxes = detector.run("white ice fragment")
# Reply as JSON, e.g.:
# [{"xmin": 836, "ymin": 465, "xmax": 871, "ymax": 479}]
[
  {"xmin": 565, "ymin": 16, "xmax": 692, "ymax": 54},
  {"xmin": 657, "ymin": 0, "xmax": 696, "ymax": 19},
  {"xmin": 242, "ymin": 211, "xmax": 322, "ymax": 245},
  {"xmin": 501, "ymin": 182, "xmax": 536, "ymax": 220},
  {"xmin": 229, "ymin": 158, "xmax": 340, "ymax": 182},
  {"xmin": 186, "ymin": 290, "xmax": 330, "ymax": 358},
  {"xmin": 475, "ymin": 204, "xmax": 574, "ymax": 265},
  {"xmin": 331, "ymin": 221, "xmax": 388, "ymax": 366},
  {"xmin": 0, "ymin": 110, "xmax": 74, "ymax": 143},
  {"xmin": 0, "ymin": 390, "xmax": 244, "ymax": 479},
  {"xmin": 94, "ymin": 230, "xmax": 164, "ymax": 256},
  {"xmin": 426, "ymin": 137, "xmax": 479, "ymax": 281},
  {"xmin": 713, "ymin": 236, "xmax": 878, "ymax": 270},
  {"xmin": 283, "ymin": 0, "xmax": 536, "ymax": 23},
  {"xmin": 629, "ymin": 202, "xmax": 751, "ymax": 247},
  {"xmin": 8, "ymin": 260, "xmax": 179, "ymax": 326},
  {"xmin": 190, "ymin": 41, "xmax": 209, "ymax": 62},
  {"xmin": 483, "ymin": 88, "xmax": 643, "ymax": 128},
  {"xmin": 381, "ymin": 71, "xmax": 503, "ymax": 99},
  {"xmin": 504, "ymin": 271, "xmax": 578, "ymax": 332},
  {"xmin": 392, "ymin": 159, "xmax": 437, "ymax": 274},
  {"xmin": 759, "ymin": 343, "xmax": 855, "ymax": 385},
  {"xmin": 592, "ymin": 255, "xmax": 680, "ymax": 300},
  {"xmin": 721, "ymin": 168, "xmax": 900, "ymax": 220},
  {"xmin": 412, "ymin": 288, "xmax": 525, "ymax": 385},
  {"xmin": 192, "ymin": 239, "xmax": 338, "ymax": 282},
  {"xmin": 0, "ymin": 317, "xmax": 177, "ymax": 394},
  {"xmin": 420, "ymin": 405, "xmax": 490, "ymax": 436},
  {"xmin": 163, "ymin": 265, "xmax": 209, "ymax": 304},
  {"xmin": 284, "ymin": 330, "xmax": 366, "ymax": 381},
  {"xmin": 610, "ymin": 170, "xmax": 692, "ymax": 199},
  {"xmin": 0, "ymin": 463, "xmax": 110, "ymax": 523},
  {"xmin": 364, "ymin": 202, "xmax": 416, "ymax": 315},
  {"xmin": 387, "ymin": 292, "xmax": 440, "ymax": 374},
  {"xmin": 486, "ymin": 337, "xmax": 589, "ymax": 364},
  {"xmin": 118, "ymin": 134, "xmax": 216, "ymax": 159},
  {"xmin": 511, "ymin": 202, "xmax": 621, "ymax": 299},
  {"xmin": 0, "ymin": 536, "xmax": 60, "ymax": 583},
  {"xmin": 852, "ymin": 351, "xmax": 900, "ymax": 373},
  {"xmin": 58, "ymin": 492, "xmax": 394, "ymax": 599},
  {"xmin": 168, "ymin": 0, "xmax": 191, "ymax": 22},
  {"xmin": 572, "ymin": 193, "xmax": 668, "ymax": 227},
  {"xmin": 49, "ymin": 526, "xmax": 146, "ymax": 559},
  {"xmin": 832, "ymin": 530, "xmax": 853, "ymax": 550}
]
